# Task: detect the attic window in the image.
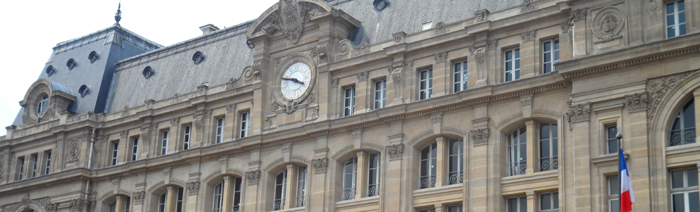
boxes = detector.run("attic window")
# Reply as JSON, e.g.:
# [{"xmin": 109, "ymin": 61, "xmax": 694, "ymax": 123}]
[
  {"xmin": 78, "ymin": 85, "xmax": 90, "ymax": 97},
  {"xmin": 66, "ymin": 58, "xmax": 77, "ymax": 70},
  {"xmin": 373, "ymin": 0, "xmax": 389, "ymax": 11},
  {"xmin": 143, "ymin": 66, "xmax": 155, "ymax": 79},
  {"xmin": 192, "ymin": 51, "xmax": 206, "ymax": 65},
  {"xmin": 45, "ymin": 65, "xmax": 56, "ymax": 77},
  {"xmin": 37, "ymin": 95, "xmax": 49, "ymax": 117},
  {"xmin": 422, "ymin": 22, "xmax": 433, "ymax": 31},
  {"xmin": 88, "ymin": 51, "xmax": 100, "ymax": 63}
]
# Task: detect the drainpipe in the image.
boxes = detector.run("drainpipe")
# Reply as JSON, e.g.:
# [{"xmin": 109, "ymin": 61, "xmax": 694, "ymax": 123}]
[{"xmin": 85, "ymin": 127, "xmax": 96, "ymax": 199}]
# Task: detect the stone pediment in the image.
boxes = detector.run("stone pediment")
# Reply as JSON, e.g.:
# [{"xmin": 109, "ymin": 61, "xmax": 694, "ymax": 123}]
[{"xmin": 246, "ymin": 0, "xmax": 332, "ymax": 43}]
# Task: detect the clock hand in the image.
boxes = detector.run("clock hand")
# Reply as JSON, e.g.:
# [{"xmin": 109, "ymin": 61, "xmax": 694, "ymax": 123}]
[{"xmin": 282, "ymin": 77, "xmax": 304, "ymax": 84}]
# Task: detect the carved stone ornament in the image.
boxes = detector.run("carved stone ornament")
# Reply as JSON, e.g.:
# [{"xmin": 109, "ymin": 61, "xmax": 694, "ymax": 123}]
[
  {"xmin": 357, "ymin": 71, "xmax": 369, "ymax": 82},
  {"xmin": 243, "ymin": 62, "xmax": 262, "ymax": 82},
  {"xmin": 120, "ymin": 130, "xmax": 128, "ymax": 139},
  {"xmin": 246, "ymin": 170, "xmax": 261, "ymax": 185},
  {"xmin": 193, "ymin": 110, "xmax": 209, "ymax": 130},
  {"xmin": 625, "ymin": 92, "xmax": 649, "ymax": 113},
  {"xmin": 474, "ymin": 47, "xmax": 486, "ymax": 64},
  {"xmin": 226, "ymin": 77, "xmax": 238, "ymax": 90},
  {"xmin": 571, "ymin": 8, "xmax": 587, "ymax": 21},
  {"xmin": 592, "ymin": 7, "xmax": 625, "ymax": 43},
  {"xmin": 70, "ymin": 198, "xmax": 88, "ymax": 211},
  {"xmin": 187, "ymin": 181, "xmax": 200, "ymax": 196},
  {"xmin": 434, "ymin": 51, "xmax": 447, "ymax": 63},
  {"xmin": 330, "ymin": 78, "xmax": 339, "ymax": 87},
  {"xmin": 265, "ymin": 117, "xmax": 274, "ymax": 128},
  {"xmin": 144, "ymin": 99, "xmax": 155, "ymax": 109},
  {"xmin": 283, "ymin": 100, "xmax": 299, "ymax": 114},
  {"xmin": 471, "ymin": 128, "xmax": 490, "ymax": 146},
  {"xmin": 280, "ymin": 0, "xmax": 303, "ymax": 43},
  {"xmin": 170, "ymin": 118, "xmax": 180, "ymax": 126},
  {"xmin": 312, "ymin": 158, "xmax": 328, "ymax": 173},
  {"xmin": 567, "ymin": 104, "xmax": 591, "ymax": 129},
  {"xmin": 226, "ymin": 104, "xmax": 236, "ymax": 114},
  {"xmin": 433, "ymin": 21, "xmax": 448, "ymax": 36},
  {"xmin": 133, "ymin": 191, "xmax": 146, "ymax": 204},
  {"xmin": 2, "ymin": 194, "xmax": 58, "ymax": 212},
  {"xmin": 316, "ymin": 42, "xmax": 329, "ymax": 64},
  {"xmin": 121, "ymin": 106, "xmax": 129, "ymax": 117},
  {"xmin": 474, "ymin": 9, "xmax": 489, "ymax": 22},
  {"xmin": 196, "ymin": 83, "xmax": 209, "ymax": 96},
  {"xmin": 386, "ymin": 143, "xmax": 404, "ymax": 160},
  {"xmin": 647, "ymin": 71, "xmax": 695, "ymax": 128},
  {"xmin": 389, "ymin": 64, "xmax": 403, "ymax": 83},
  {"xmin": 66, "ymin": 140, "xmax": 80, "ymax": 162},
  {"xmin": 393, "ymin": 31, "xmax": 407, "ymax": 43},
  {"xmin": 521, "ymin": 0, "xmax": 537, "ymax": 12},
  {"xmin": 521, "ymin": 30, "xmax": 536, "ymax": 42}
]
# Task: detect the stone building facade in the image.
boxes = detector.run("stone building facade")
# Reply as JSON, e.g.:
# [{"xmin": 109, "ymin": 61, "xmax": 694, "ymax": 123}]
[{"xmin": 1, "ymin": 0, "xmax": 700, "ymax": 211}]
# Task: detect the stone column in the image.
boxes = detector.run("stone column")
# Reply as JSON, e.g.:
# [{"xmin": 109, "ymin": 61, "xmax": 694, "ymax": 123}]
[
  {"xmin": 317, "ymin": 70, "xmax": 330, "ymax": 121},
  {"xmin": 384, "ymin": 141, "xmax": 405, "ymax": 211},
  {"xmin": 311, "ymin": 136, "xmax": 329, "ymax": 211},
  {"xmin": 118, "ymin": 133, "xmax": 129, "ymax": 165},
  {"xmin": 525, "ymin": 120, "xmax": 538, "ymax": 174},
  {"xmin": 624, "ymin": 95, "xmax": 651, "ymax": 212},
  {"xmin": 356, "ymin": 151, "xmax": 367, "ymax": 199},
  {"xmin": 115, "ymin": 195, "xmax": 125, "ymax": 212},
  {"xmin": 284, "ymin": 164, "xmax": 297, "ymax": 210},
  {"xmin": 526, "ymin": 190, "xmax": 536, "ymax": 212},
  {"xmin": 222, "ymin": 176, "xmax": 233, "ymax": 212},
  {"xmin": 568, "ymin": 104, "xmax": 592, "ymax": 211},
  {"xmin": 165, "ymin": 186, "xmax": 177, "ymax": 212},
  {"xmin": 252, "ymin": 86, "xmax": 264, "ymax": 136},
  {"xmin": 435, "ymin": 137, "xmax": 446, "ymax": 187}
]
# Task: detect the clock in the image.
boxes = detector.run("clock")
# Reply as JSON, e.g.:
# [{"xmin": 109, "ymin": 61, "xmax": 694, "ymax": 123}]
[{"xmin": 280, "ymin": 62, "xmax": 312, "ymax": 100}]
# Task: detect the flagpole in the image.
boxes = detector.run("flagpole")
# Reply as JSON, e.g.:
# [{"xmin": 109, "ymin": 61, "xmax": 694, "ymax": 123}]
[{"xmin": 616, "ymin": 131, "xmax": 623, "ymax": 212}]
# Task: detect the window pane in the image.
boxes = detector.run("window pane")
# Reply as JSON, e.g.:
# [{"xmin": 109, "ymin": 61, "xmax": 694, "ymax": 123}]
[
  {"xmin": 610, "ymin": 200, "xmax": 620, "ymax": 212},
  {"xmin": 679, "ymin": 1, "xmax": 685, "ymax": 11},
  {"xmin": 508, "ymin": 198, "xmax": 518, "ymax": 212},
  {"xmin": 608, "ymin": 139, "xmax": 618, "ymax": 154},
  {"xmin": 672, "ymin": 193, "xmax": 685, "ymax": 212},
  {"xmin": 541, "ymin": 139, "xmax": 550, "ymax": 158},
  {"xmin": 668, "ymin": 15, "xmax": 676, "ymax": 25},
  {"xmin": 690, "ymin": 192, "xmax": 699, "ymax": 212},
  {"xmin": 515, "ymin": 60, "xmax": 520, "ymax": 69},
  {"xmin": 515, "ymin": 49, "xmax": 520, "ymax": 58},
  {"xmin": 544, "ymin": 63, "xmax": 551, "ymax": 73},
  {"xmin": 519, "ymin": 197, "xmax": 527, "ymax": 212},
  {"xmin": 668, "ymin": 27, "xmax": 676, "ymax": 38},
  {"xmin": 553, "ymin": 139, "xmax": 558, "ymax": 156},
  {"xmin": 454, "ymin": 63, "xmax": 461, "ymax": 73},
  {"xmin": 609, "ymin": 177, "xmax": 620, "ymax": 195},
  {"xmin": 541, "ymin": 194, "xmax": 551, "ymax": 210},
  {"xmin": 684, "ymin": 101, "xmax": 695, "ymax": 128},
  {"xmin": 688, "ymin": 168, "xmax": 698, "ymax": 187},
  {"xmin": 420, "ymin": 160, "xmax": 428, "ymax": 176},
  {"xmin": 672, "ymin": 170, "xmax": 685, "ymax": 189},
  {"xmin": 506, "ymin": 51, "xmax": 512, "ymax": 60},
  {"xmin": 544, "ymin": 41, "xmax": 551, "ymax": 51},
  {"xmin": 680, "ymin": 24, "xmax": 686, "ymax": 36},
  {"xmin": 553, "ymin": 193, "xmax": 559, "ymax": 209},
  {"xmin": 679, "ymin": 12, "xmax": 686, "ymax": 23},
  {"xmin": 541, "ymin": 124, "xmax": 550, "ymax": 139},
  {"xmin": 667, "ymin": 3, "xmax": 675, "ymax": 14}
]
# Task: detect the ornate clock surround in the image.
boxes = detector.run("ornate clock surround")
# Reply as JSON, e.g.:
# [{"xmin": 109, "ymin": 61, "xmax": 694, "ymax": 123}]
[{"xmin": 272, "ymin": 52, "xmax": 317, "ymax": 114}]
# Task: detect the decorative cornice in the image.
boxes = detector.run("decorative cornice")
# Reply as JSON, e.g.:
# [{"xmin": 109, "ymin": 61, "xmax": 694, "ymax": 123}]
[
  {"xmin": 470, "ymin": 128, "xmax": 490, "ymax": 146},
  {"xmin": 386, "ymin": 144, "xmax": 404, "ymax": 160}
]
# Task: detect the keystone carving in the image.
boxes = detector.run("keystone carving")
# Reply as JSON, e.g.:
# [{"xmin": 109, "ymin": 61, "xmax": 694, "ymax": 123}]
[
  {"xmin": 474, "ymin": 47, "xmax": 486, "ymax": 64},
  {"xmin": 471, "ymin": 128, "xmax": 490, "ymax": 146},
  {"xmin": 625, "ymin": 92, "xmax": 649, "ymax": 113},
  {"xmin": 133, "ymin": 191, "xmax": 145, "ymax": 204},
  {"xmin": 521, "ymin": 30, "xmax": 536, "ymax": 42},
  {"xmin": 312, "ymin": 158, "xmax": 328, "ymax": 173},
  {"xmin": 386, "ymin": 144, "xmax": 404, "ymax": 160},
  {"xmin": 246, "ymin": 170, "xmax": 261, "ymax": 185},
  {"xmin": 187, "ymin": 181, "xmax": 200, "ymax": 196},
  {"xmin": 567, "ymin": 104, "xmax": 591, "ymax": 129}
]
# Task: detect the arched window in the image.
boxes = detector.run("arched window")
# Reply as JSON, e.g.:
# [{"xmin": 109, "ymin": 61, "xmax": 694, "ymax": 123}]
[
  {"xmin": 108, "ymin": 202, "xmax": 116, "ymax": 212},
  {"xmin": 37, "ymin": 95, "xmax": 49, "ymax": 117},
  {"xmin": 670, "ymin": 99, "xmax": 696, "ymax": 146},
  {"xmin": 539, "ymin": 123, "xmax": 558, "ymax": 171},
  {"xmin": 447, "ymin": 139, "xmax": 463, "ymax": 185},
  {"xmin": 158, "ymin": 192, "xmax": 166, "ymax": 212},
  {"xmin": 273, "ymin": 170, "xmax": 287, "ymax": 211},
  {"xmin": 507, "ymin": 127, "xmax": 527, "ymax": 176},
  {"xmin": 212, "ymin": 182, "xmax": 223, "ymax": 212},
  {"xmin": 419, "ymin": 143, "xmax": 438, "ymax": 189},
  {"xmin": 342, "ymin": 157, "xmax": 358, "ymax": 200}
]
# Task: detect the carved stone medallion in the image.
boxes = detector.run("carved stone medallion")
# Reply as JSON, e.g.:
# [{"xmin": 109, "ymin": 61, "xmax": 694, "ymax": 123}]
[{"xmin": 592, "ymin": 7, "xmax": 625, "ymax": 42}]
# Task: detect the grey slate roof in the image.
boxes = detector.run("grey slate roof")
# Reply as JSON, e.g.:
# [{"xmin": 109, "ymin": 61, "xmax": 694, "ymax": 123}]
[{"xmin": 104, "ymin": 0, "xmax": 524, "ymax": 113}]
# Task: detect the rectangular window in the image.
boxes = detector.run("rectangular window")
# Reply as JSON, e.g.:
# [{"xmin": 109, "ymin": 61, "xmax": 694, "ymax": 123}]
[
  {"xmin": 273, "ymin": 170, "xmax": 287, "ymax": 211},
  {"xmin": 539, "ymin": 123, "xmax": 558, "ymax": 172},
  {"xmin": 670, "ymin": 167, "xmax": 699, "ymax": 212},
  {"xmin": 233, "ymin": 177, "xmax": 242, "ymax": 211},
  {"xmin": 504, "ymin": 48, "xmax": 521, "ymax": 82},
  {"xmin": 161, "ymin": 131, "xmax": 169, "ymax": 156},
  {"xmin": 212, "ymin": 182, "xmax": 223, "ymax": 212},
  {"xmin": 367, "ymin": 153, "xmax": 381, "ymax": 197},
  {"xmin": 608, "ymin": 176, "xmax": 620, "ymax": 212},
  {"xmin": 448, "ymin": 139, "xmax": 463, "ymax": 185},
  {"xmin": 111, "ymin": 141, "xmax": 119, "ymax": 166},
  {"xmin": 240, "ymin": 112, "xmax": 249, "ymax": 138},
  {"xmin": 215, "ymin": 117, "xmax": 224, "ymax": 144},
  {"xmin": 419, "ymin": 69, "xmax": 433, "ymax": 100},
  {"xmin": 183, "ymin": 125, "xmax": 191, "ymax": 150},
  {"xmin": 176, "ymin": 187, "xmax": 184, "ymax": 212},
  {"xmin": 667, "ymin": 1, "xmax": 686, "ymax": 38},
  {"xmin": 606, "ymin": 126, "xmax": 618, "ymax": 154},
  {"xmin": 507, "ymin": 127, "xmax": 527, "ymax": 176},
  {"xmin": 419, "ymin": 142, "xmax": 438, "ymax": 189},
  {"xmin": 131, "ymin": 137, "xmax": 139, "ymax": 161},
  {"xmin": 540, "ymin": 192, "xmax": 559, "ymax": 212},
  {"xmin": 44, "ymin": 151, "xmax": 51, "ymax": 175},
  {"xmin": 447, "ymin": 205, "xmax": 463, "ymax": 212},
  {"xmin": 296, "ymin": 166, "xmax": 307, "ymax": 207},
  {"xmin": 422, "ymin": 22, "xmax": 433, "ymax": 31},
  {"xmin": 30, "ymin": 154, "xmax": 38, "ymax": 178},
  {"xmin": 542, "ymin": 39, "xmax": 559, "ymax": 74},
  {"xmin": 125, "ymin": 197, "xmax": 131, "ymax": 212},
  {"xmin": 344, "ymin": 87, "xmax": 355, "ymax": 116},
  {"xmin": 342, "ymin": 157, "xmax": 358, "ymax": 200},
  {"xmin": 507, "ymin": 196, "xmax": 527, "ymax": 212},
  {"xmin": 17, "ymin": 156, "xmax": 25, "ymax": 180},
  {"xmin": 453, "ymin": 60, "xmax": 468, "ymax": 92},
  {"xmin": 158, "ymin": 193, "xmax": 166, "ymax": 212},
  {"xmin": 374, "ymin": 79, "xmax": 387, "ymax": 110}
]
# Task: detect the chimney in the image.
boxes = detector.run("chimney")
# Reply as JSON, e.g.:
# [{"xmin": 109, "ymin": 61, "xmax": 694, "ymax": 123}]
[{"xmin": 199, "ymin": 24, "xmax": 219, "ymax": 35}]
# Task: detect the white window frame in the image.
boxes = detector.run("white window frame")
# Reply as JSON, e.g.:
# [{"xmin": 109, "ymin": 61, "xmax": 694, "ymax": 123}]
[
  {"xmin": 161, "ymin": 130, "xmax": 169, "ymax": 156},
  {"xmin": 539, "ymin": 123, "xmax": 558, "ymax": 172},
  {"xmin": 215, "ymin": 117, "xmax": 225, "ymax": 144},
  {"xmin": 607, "ymin": 176, "xmax": 620, "ymax": 212},
  {"xmin": 666, "ymin": 1, "xmax": 687, "ymax": 38},
  {"xmin": 606, "ymin": 125, "xmax": 618, "ymax": 154},
  {"xmin": 240, "ymin": 112, "xmax": 249, "ymax": 138},
  {"xmin": 296, "ymin": 166, "xmax": 307, "ymax": 207},
  {"xmin": 419, "ymin": 69, "xmax": 433, "ymax": 100},
  {"xmin": 539, "ymin": 192, "xmax": 559, "ymax": 212},
  {"xmin": 507, "ymin": 127, "xmax": 527, "ymax": 176},
  {"xmin": 374, "ymin": 79, "xmax": 386, "ymax": 110},
  {"xmin": 30, "ymin": 154, "xmax": 38, "ymax": 178},
  {"xmin": 158, "ymin": 192, "xmax": 167, "ymax": 212},
  {"xmin": 367, "ymin": 153, "xmax": 381, "ymax": 197},
  {"xmin": 453, "ymin": 60, "xmax": 468, "ymax": 93},
  {"xmin": 670, "ymin": 167, "xmax": 699, "ymax": 212},
  {"xmin": 183, "ymin": 125, "xmax": 191, "ymax": 150},
  {"xmin": 131, "ymin": 137, "xmax": 139, "ymax": 161},
  {"xmin": 212, "ymin": 181, "xmax": 223, "ymax": 212},
  {"xmin": 419, "ymin": 142, "xmax": 438, "ymax": 189},
  {"xmin": 542, "ymin": 39, "xmax": 559, "ymax": 74},
  {"xmin": 17, "ymin": 156, "xmax": 25, "ymax": 180},
  {"xmin": 504, "ymin": 48, "xmax": 520, "ymax": 82},
  {"xmin": 37, "ymin": 95, "xmax": 49, "ymax": 117},
  {"xmin": 343, "ymin": 87, "xmax": 355, "ymax": 117},
  {"xmin": 448, "ymin": 139, "xmax": 463, "ymax": 185},
  {"xmin": 342, "ymin": 157, "xmax": 358, "ymax": 200},
  {"xmin": 111, "ymin": 141, "xmax": 119, "ymax": 166},
  {"xmin": 44, "ymin": 151, "xmax": 51, "ymax": 175},
  {"xmin": 506, "ymin": 196, "xmax": 527, "ymax": 212},
  {"xmin": 273, "ymin": 170, "xmax": 287, "ymax": 211}
]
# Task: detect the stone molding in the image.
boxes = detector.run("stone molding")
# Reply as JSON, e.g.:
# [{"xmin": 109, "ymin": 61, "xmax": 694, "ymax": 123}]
[
  {"xmin": 471, "ymin": 128, "xmax": 490, "ymax": 146},
  {"xmin": 592, "ymin": 7, "xmax": 625, "ymax": 43},
  {"xmin": 246, "ymin": 170, "xmax": 261, "ymax": 185},
  {"xmin": 312, "ymin": 158, "xmax": 328, "ymax": 173},
  {"xmin": 625, "ymin": 92, "xmax": 649, "ymax": 113},
  {"xmin": 386, "ymin": 144, "xmax": 404, "ymax": 160}
]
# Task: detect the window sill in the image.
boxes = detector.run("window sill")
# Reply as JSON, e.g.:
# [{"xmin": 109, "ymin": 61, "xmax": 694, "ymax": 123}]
[
  {"xmin": 592, "ymin": 153, "xmax": 629, "ymax": 166},
  {"xmin": 501, "ymin": 170, "xmax": 558, "ymax": 184},
  {"xmin": 413, "ymin": 183, "xmax": 463, "ymax": 195},
  {"xmin": 335, "ymin": 196, "xmax": 380, "ymax": 207},
  {"xmin": 666, "ymin": 143, "xmax": 700, "ymax": 155},
  {"xmin": 269, "ymin": 207, "xmax": 305, "ymax": 212}
]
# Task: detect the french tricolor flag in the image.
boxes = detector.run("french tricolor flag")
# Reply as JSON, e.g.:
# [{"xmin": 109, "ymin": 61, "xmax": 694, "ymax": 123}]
[{"xmin": 620, "ymin": 149, "xmax": 635, "ymax": 212}]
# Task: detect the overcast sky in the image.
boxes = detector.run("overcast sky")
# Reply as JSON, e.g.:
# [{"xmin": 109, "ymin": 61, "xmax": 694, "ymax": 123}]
[{"xmin": 0, "ymin": 0, "xmax": 279, "ymax": 135}]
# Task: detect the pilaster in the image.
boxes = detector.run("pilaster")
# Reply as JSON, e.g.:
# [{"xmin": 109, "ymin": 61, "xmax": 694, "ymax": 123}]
[
  {"xmin": 222, "ymin": 176, "xmax": 233, "ymax": 212},
  {"xmin": 284, "ymin": 164, "xmax": 297, "ymax": 210},
  {"xmin": 525, "ymin": 120, "xmax": 537, "ymax": 174},
  {"xmin": 568, "ymin": 104, "xmax": 591, "ymax": 211},
  {"xmin": 165, "ymin": 186, "xmax": 177, "ymax": 212},
  {"xmin": 115, "ymin": 195, "xmax": 125, "ymax": 212},
  {"xmin": 526, "ymin": 190, "xmax": 536, "ymax": 212},
  {"xmin": 385, "ymin": 134, "xmax": 405, "ymax": 211},
  {"xmin": 436, "ymin": 137, "xmax": 446, "ymax": 187},
  {"xmin": 356, "ymin": 151, "xmax": 367, "ymax": 199},
  {"xmin": 520, "ymin": 30, "xmax": 536, "ymax": 79}
]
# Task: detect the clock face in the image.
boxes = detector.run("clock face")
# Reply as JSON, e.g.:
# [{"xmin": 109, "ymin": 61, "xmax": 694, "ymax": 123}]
[{"xmin": 280, "ymin": 62, "xmax": 312, "ymax": 100}]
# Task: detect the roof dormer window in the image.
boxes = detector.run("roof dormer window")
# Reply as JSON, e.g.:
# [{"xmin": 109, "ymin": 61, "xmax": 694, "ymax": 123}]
[
  {"xmin": 66, "ymin": 58, "xmax": 77, "ymax": 70},
  {"xmin": 45, "ymin": 65, "xmax": 56, "ymax": 77},
  {"xmin": 422, "ymin": 22, "xmax": 433, "ymax": 31},
  {"xmin": 37, "ymin": 95, "xmax": 49, "ymax": 117},
  {"xmin": 143, "ymin": 66, "xmax": 155, "ymax": 79},
  {"xmin": 88, "ymin": 51, "xmax": 100, "ymax": 63}
]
